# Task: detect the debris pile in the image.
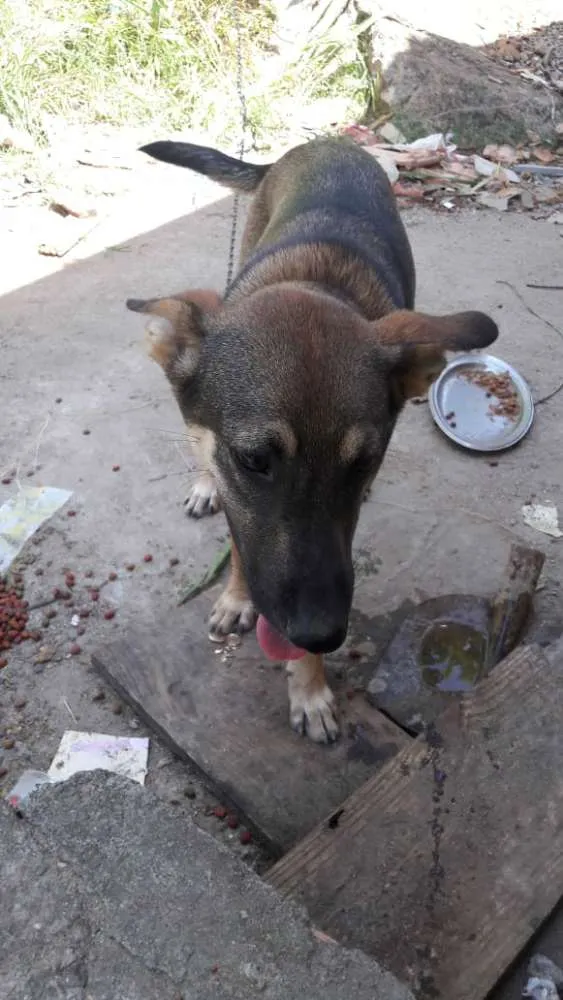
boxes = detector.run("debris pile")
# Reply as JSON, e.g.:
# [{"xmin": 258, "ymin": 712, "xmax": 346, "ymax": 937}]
[
  {"xmin": 341, "ymin": 123, "xmax": 563, "ymax": 215},
  {"xmin": 486, "ymin": 21, "xmax": 563, "ymax": 94}
]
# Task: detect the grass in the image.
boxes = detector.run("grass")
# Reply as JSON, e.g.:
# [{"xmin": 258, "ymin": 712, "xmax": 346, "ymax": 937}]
[{"xmin": 0, "ymin": 0, "xmax": 375, "ymax": 150}]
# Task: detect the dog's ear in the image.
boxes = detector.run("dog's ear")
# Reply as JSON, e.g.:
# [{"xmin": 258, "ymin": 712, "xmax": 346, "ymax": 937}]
[
  {"xmin": 126, "ymin": 289, "xmax": 221, "ymax": 378},
  {"xmin": 371, "ymin": 309, "xmax": 498, "ymax": 402}
]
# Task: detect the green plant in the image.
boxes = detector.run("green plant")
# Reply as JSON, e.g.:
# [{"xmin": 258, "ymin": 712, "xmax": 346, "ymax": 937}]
[{"xmin": 0, "ymin": 0, "xmax": 372, "ymax": 147}]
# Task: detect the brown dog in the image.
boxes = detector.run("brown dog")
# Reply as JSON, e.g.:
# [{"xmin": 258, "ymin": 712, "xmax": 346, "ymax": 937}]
[{"xmin": 127, "ymin": 137, "xmax": 498, "ymax": 743}]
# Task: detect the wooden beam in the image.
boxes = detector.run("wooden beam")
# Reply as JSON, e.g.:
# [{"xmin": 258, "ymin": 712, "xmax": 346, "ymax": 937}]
[
  {"xmin": 92, "ymin": 607, "xmax": 409, "ymax": 855},
  {"xmin": 268, "ymin": 642, "xmax": 563, "ymax": 1000}
]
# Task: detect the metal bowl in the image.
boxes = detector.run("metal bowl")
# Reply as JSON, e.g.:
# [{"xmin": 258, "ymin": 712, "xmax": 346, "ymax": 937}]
[{"xmin": 429, "ymin": 354, "xmax": 534, "ymax": 452}]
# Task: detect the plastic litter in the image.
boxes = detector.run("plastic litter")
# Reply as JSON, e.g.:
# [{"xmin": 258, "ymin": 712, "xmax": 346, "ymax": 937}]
[
  {"xmin": 0, "ymin": 486, "xmax": 72, "ymax": 573},
  {"xmin": 473, "ymin": 154, "xmax": 519, "ymax": 184},
  {"xmin": 523, "ymin": 977, "xmax": 559, "ymax": 999},
  {"xmin": 523, "ymin": 953, "xmax": 563, "ymax": 998},
  {"xmin": 522, "ymin": 503, "xmax": 563, "ymax": 538}
]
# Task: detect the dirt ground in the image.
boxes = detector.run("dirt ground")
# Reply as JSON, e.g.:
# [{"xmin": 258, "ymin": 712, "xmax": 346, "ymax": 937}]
[{"xmin": 1, "ymin": 127, "xmax": 563, "ymax": 875}]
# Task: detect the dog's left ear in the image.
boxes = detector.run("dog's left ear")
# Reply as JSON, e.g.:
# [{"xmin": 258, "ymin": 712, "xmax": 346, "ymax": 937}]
[
  {"xmin": 126, "ymin": 289, "xmax": 222, "ymax": 378},
  {"xmin": 371, "ymin": 309, "xmax": 498, "ymax": 401}
]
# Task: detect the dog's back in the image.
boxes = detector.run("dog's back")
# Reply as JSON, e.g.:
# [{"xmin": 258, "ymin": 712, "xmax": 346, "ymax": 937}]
[
  {"xmin": 234, "ymin": 138, "xmax": 415, "ymax": 310},
  {"xmin": 141, "ymin": 137, "xmax": 414, "ymax": 311}
]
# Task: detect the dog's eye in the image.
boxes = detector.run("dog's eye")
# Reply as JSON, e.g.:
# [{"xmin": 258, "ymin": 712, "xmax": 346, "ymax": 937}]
[{"xmin": 234, "ymin": 449, "xmax": 273, "ymax": 480}]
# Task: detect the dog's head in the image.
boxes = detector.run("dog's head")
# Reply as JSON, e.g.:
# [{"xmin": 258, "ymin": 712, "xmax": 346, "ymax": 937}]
[{"xmin": 128, "ymin": 284, "xmax": 497, "ymax": 653}]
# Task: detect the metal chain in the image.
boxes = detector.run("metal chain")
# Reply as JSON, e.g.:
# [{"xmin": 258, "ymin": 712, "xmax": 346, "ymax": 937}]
[{"xmin": 225, "ymin": 0, "xmax": 249, "ymax": 294}]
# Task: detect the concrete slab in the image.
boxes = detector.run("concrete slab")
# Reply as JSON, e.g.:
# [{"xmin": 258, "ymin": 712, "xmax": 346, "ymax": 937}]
[{"xmin": 0, "ymin": 771, "xmax": 414, "ymax": 1000}]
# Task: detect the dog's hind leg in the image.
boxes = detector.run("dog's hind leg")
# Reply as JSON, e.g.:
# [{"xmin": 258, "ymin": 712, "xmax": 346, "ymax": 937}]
[{"xmin": 286, "ymin": 654, "xmax": 339, "ymax": 744}]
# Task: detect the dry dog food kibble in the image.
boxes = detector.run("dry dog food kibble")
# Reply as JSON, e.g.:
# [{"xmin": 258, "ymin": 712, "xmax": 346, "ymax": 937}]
[{"xmin": 461, "ymin": 369, "xmax": 521, "ymax": 421}]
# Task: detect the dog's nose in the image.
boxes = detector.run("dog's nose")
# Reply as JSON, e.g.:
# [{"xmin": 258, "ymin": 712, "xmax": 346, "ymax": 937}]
[{"xmin": 287, "ymin": 623, "xmax": 347, "ymax": 655}]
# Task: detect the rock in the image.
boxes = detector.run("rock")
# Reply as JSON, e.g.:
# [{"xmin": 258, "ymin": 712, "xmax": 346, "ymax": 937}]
[
  {"xmin": 378, "ymin": 121, "xmax": 407, "ymax": 144},
  {"xmin": 520, "ymin": 189, "xmax": 535, "ymax": 210},
  {"xmin": 362, "ymin": 13, "xmax": 562, "ymax": 147},
  {"xmin": 477, "ymin": 192, "xmax": 511, "ymax": 211}
]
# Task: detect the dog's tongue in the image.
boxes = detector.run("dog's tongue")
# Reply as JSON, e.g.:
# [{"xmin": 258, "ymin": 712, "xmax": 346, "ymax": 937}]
[{"xmin": 256, "ymin": 615, "xmax": 306, "ymax": 661}]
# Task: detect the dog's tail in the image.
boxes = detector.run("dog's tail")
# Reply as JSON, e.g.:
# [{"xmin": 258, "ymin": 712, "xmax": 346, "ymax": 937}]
[{"xmin": 139, "ymin": 141, "xmax": 271, "ymax": 193}]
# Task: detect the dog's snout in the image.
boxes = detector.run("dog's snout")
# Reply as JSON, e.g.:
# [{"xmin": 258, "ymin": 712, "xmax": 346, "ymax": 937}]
[
  {"xmin": 286, "ymin": 621, "xmax": 347, "ymax": 655},
  {"xmin": 281, "ymin": 544, "xmax": 353, "ymax": 655}
]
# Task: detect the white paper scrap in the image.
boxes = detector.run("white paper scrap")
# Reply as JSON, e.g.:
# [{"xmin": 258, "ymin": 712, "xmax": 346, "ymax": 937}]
[
  {"xmin": 48, "ymin": 731, "xmax": 149, "ymax": 786},
  {"xmin": 522, "ymin": 503, "xmax": 563, "ymax": 539}
]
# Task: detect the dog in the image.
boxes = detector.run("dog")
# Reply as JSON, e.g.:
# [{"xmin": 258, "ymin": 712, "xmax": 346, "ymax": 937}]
[{"xmin": 127, "ymin": 136, "xmax": 498, "ymax": 743}]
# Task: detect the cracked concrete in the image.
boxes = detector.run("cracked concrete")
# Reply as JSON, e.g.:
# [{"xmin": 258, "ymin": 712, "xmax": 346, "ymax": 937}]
[{"xmin": 0, "ymin": 772, "xmax": 414, "ymax": 1000}]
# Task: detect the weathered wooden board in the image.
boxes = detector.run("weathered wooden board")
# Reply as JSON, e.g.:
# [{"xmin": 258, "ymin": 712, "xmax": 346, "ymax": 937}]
[
  {"xmin": 489, "ymin": 636, "xmax": 563, "ymax": 1000},
  {"xmin": 268, "ymin": 643, "xmax": 563, "ymax": 1000},
  {"xmin": 92, "ymin": 597, "xmax": 409, "ymax": 855}
]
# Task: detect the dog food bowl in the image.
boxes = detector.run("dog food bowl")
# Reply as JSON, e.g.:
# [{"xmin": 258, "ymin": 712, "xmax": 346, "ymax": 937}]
[{"xmin": 429, "ymin": 354, "xmax": 534, "ymax": 452}]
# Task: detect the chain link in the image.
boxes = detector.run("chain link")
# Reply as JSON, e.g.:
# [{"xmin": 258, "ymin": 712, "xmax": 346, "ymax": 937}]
[{"xmin": 225, "ymin": 0, "xmax": 249, "ymax": 294}]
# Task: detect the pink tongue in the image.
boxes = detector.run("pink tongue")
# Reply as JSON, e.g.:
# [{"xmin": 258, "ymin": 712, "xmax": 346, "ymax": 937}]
[{"xmin": 256, "ymin": 615, "xmax": 306, "ymax": 661}]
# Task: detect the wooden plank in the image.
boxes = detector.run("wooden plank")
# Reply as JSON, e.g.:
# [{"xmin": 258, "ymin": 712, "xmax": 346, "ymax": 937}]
[
  {"xmin": 92, "ymin": 598, "xmax": 409, "ymax": 856},
  {"xmin": 486, "ymin": 542, "xmax": 545, "ymax": 669},
  {"xmin": 268, "ymin": 643, "xmax": 563, "ymax": 1000}
]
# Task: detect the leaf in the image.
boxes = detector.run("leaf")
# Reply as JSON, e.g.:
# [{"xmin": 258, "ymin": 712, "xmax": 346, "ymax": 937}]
[
  {"xmin": 534, "ymin": 146, "xmax": 556, "ymax": 165},
  {"xmin": 177, "ymin": 541, "xmax": 232, "ymax": 606}
]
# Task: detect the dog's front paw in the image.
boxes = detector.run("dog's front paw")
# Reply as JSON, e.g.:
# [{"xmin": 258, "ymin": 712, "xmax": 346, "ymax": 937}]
[
  {"xmin": 184, "ymin": 472, "xmax": 221, "ymax": 518},
  {"xmin": 288, "ymin": 681, "xmax": 340, "ymax": 744},
  {"xmin": 209, "ymin": 588, "xmax": 256, "ymax": 637}
]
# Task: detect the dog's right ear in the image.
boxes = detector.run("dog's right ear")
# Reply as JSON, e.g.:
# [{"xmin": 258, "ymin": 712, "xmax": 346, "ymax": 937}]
[{"xmin": 126, "ymin": 289, "xmax": 221, "ymax": 378}]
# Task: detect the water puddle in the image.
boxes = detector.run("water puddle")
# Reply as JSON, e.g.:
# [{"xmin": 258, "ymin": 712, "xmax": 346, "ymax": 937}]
[{"xmin": 419, "ymin": 620, "xmax": 487, "ymax": 693}]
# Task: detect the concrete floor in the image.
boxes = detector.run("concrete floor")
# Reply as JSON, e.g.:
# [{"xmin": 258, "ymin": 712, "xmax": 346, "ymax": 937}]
[
  {"xmin": 1, "ymin": 157, "xmax": 563, "ymax": 989},
  {"xmin": 1, "ymin": 771, "xmax": 414, "ymax": 1000}
]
